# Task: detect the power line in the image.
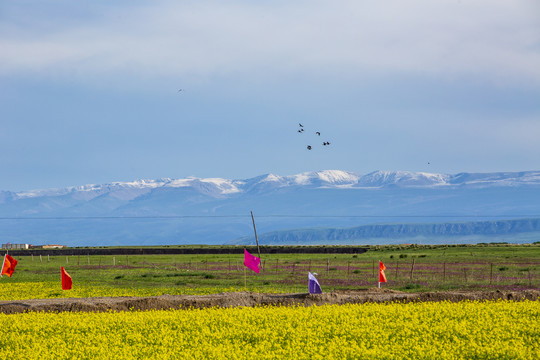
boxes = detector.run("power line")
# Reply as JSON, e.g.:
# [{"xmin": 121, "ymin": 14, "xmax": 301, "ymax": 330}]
[{"xmin": 0, "ymin": 214, "xmax": 539, "ymax": 220}]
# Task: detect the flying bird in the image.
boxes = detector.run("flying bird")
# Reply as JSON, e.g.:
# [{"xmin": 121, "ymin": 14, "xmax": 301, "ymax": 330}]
[
  {"xmin": 316, "ymin": 132, "xmax": 321, "ymax": 136},
  {"xmin": 177, "ymin": 89, "xmax": 184, "ymax": 92},
  {"xmin": 307, "ymin": 145, "xmax": 312, "ymax": 150},
  {"xmin": 299, "ymin": 123, "xmax": 304, "ymax": 127},
  {"xmin": 323, "ymin": 142, "xmax": 331, "ymax": 146}
]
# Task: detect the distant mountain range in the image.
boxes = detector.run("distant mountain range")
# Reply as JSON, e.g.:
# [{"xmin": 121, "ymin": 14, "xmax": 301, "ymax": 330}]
[
  {"xmin": 231, "ymin": 218, "xmax": 540, "ymax": 246},
  {"xmin": 1, "ymin": 170, "xmax": 540, "ymax": 246}
]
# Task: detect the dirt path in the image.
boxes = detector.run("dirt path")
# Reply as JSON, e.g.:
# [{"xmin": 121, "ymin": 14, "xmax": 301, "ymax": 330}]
[{"xmin": 1, "ymin": 289, "xmax": 538, "ymax": 314}]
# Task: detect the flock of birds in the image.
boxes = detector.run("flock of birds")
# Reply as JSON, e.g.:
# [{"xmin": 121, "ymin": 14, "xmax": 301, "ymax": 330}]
[
  {"xmin": 298, "ymin": 123, "xmax": 330, "ymax": 150},
  {"xmin": 178, "ymin": 89, "xmax": 432, "ymax": 165},
  {"xmin": 177, "ymin": 90, "xmax": 330, "ymax": 152},
  {"xmin": 178, "ymin": 89, "xmax": 433, "ymax": 165}
]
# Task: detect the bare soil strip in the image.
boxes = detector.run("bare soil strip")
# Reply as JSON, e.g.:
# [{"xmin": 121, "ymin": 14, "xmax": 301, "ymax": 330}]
[{"xmin": 1, "ymin": 289, "xmax": 538, "ymax": 314}]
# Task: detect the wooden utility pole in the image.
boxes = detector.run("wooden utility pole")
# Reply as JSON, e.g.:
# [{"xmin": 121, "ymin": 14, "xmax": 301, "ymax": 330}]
[{"xmin": 251, "ymin": 211, "xmax": 262, "ymax": 268}]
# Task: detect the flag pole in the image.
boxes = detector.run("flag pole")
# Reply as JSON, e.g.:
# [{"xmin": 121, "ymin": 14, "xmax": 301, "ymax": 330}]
[
  {"xmin": 250, "ymin": 211, "xmax": 262, "ymax": 268},
  {"xmin": 378, "ymin": 259, "xmax": 380, "ymax": 288},
  {"xmin": 0, "ymin": 254, "xmax": 5, "ymax": 278},
  {"xmin": 244, "ymin": 266, "xmax": 247, "ymax": 290}
]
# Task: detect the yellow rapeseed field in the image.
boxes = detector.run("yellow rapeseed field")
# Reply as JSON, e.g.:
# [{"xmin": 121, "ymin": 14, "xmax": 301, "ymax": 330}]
[
  {"xmin": 0, "ymin": 282, "xmax": 283, "ymax": 301},
  {"xmin": 0, "ymin": 300, "xmax": 538, "ymax": 359}
]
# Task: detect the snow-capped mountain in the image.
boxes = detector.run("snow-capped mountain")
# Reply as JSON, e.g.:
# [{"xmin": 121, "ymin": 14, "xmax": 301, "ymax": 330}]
[
  {"xmin": 6, "ymin": 169, "xmax": 540, "ymax": 202},
  {"xmin": 448, "ymin": 171, "xmax": 540, "ymax": 186},
  {"xmin": 1, "ymin": 170, "xmax": 540, "ymax": 246},
  {"xmin": 11, "ymin": 177, "xmax": 243, "ymax": 201},
  {"xmin": 357, "ymin": 171, "xmax": 450, "ymax": 187}
]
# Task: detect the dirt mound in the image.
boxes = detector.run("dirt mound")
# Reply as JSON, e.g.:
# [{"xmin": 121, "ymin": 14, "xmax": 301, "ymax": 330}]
[{"xmin": 1, "ymin": 289, "xmax": 538, "ymax": 314}]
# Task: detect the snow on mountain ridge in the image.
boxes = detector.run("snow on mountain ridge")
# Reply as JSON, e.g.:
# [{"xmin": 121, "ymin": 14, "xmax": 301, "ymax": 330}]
[
  {"xmin": 357, "ymin": 170, "xmax": 450, "ymax": 187},
  {"xmin": 10, "ymin": 170, "xmax": 540, "ymax": 200},
  {"xmin": 317, "ymin": 170, "xmax": 360, "ymax": 184},
  {"xmin": 289, "ymin": 170, "xmax": 360, "ymax": 186},
  {"xmin": 449, "ymin": 171, "xmax": 540, "ymax": 186},
  {"xmin": 15, "ymin": 179, "xmax": 171, "ymax": 200}
]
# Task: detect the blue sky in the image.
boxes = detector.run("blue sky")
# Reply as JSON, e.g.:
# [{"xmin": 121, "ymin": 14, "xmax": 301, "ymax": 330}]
[{"xmin": 1, "ymin": 0, "xmax": 540, "ymax": 191}]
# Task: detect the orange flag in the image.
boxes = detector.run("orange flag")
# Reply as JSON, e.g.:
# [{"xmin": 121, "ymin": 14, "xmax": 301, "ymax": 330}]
[
  {"xmin": 379, "ymin": 261, "xmax": 387, "ymax": 283},
  {"xmin": 1, "ymin": 254, "xmax": 18, "ymax": 277},
  {"xmin": 61, "ymin": 267, "xmax": 73, "ymax": 290}
]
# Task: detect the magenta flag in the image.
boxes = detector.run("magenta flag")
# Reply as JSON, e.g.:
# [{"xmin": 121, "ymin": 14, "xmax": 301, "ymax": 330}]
[{"xmin": 244, "ymin": 249, "xmax": 260, "ymax": 273}]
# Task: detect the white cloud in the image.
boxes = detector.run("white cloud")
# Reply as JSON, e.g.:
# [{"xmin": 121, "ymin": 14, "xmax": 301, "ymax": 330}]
[{"xmin": 1, "ymin": 0, "xmax": 539, "ymax": 85}]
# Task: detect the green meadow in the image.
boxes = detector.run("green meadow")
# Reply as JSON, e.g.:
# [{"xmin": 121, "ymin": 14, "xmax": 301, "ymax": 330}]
[{"xmin": 1, "ymin": 244, "xmax": 539, "ymax": 300}]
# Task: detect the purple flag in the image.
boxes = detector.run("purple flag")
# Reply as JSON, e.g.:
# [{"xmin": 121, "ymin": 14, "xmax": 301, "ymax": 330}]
[
  {"xmin": 308, "ymin": 272, "xmax": 322, "ymax": 294},
  {"xmin": 244, "ymin": 249, "xmax": 260, "ymax": 273}
]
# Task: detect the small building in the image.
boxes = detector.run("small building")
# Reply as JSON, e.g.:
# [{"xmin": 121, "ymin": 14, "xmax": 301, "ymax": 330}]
[
  {"xmin": 1, "ymin": 243, "xmax": 30, "ymax": 250},
  {"xmin": 42, "ymin": 244, "xmax": 66, "ymax": 249}
]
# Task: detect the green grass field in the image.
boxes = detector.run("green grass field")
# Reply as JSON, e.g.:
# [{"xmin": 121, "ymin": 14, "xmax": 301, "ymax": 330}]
[{"xmin": 1, "ymin": 244, "xmax": 539, "ymax": 300}]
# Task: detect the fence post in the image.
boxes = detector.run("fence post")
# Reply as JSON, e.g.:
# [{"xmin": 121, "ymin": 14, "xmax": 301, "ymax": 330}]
[
  {"xmin": 443, "ymin": 262, "xmax": 446, "ymax": 282},
  {"xmin": 327, "ymin": 259, "xmax": 330, "ymax": 276},
  {"xmin": 490, "ymin": 263, "xmax": 493, "ymax": 285},
  {"xmin": 410, "ymin": 259, "xmax": 415, "ymax": 280},
  {"xmin": 347, "ymin": 261, "xmax": 350, "ymax": 280}
]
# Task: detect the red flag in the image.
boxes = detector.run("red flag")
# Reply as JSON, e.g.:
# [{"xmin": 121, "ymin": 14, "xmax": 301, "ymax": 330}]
[
  {"xmin": 244, "ymin": 249, "xmax": 260, "ymax": 273},
  {"xmin": 379, "ymin": 261, "xmax": 387, "ymax": 283},
  {"xmin": 61, "ymin": 266, "xmax": 73, "ymax": 290},
  {"xmin": 1, "ymin": 254, "xmax": 18, "ymax": 277}
]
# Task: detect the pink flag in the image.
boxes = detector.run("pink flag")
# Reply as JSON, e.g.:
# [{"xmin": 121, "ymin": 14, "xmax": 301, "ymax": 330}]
[{"xmin": 244, "ymin": 249, "xmax": 260, "ymax": 273}]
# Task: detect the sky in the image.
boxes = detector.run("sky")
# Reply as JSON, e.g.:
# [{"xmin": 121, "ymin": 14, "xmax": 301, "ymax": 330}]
[{"xmin": 1, "ymin": 0, "xmax": 540, "ymax": 191}]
